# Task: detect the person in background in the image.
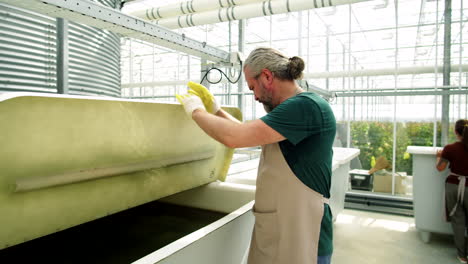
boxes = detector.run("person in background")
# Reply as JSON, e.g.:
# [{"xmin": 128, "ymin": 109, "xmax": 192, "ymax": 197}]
[
  {"xmin": 176, "ymin": 47, "xmax": 336, "ymax": 264},
  {"xmin": 436, "ymin": 119, "xmax": 468, "ymax": 264}
]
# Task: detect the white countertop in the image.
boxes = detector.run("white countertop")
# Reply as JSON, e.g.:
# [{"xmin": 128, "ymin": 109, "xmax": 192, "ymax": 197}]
[
  {"xmin": 333, "ymin": 147, "xmax": 361, "ymax": 167},
  {"xmin": 228, "ymin": 147, "xmax": 360, "ymax": 178},
  {"xmin": 227, "ymin": 147, "xmax": 361, "ymax": 185},
  {"xmin": 407, "ymin": 146, "xmax": 443, "ymax": 155}
]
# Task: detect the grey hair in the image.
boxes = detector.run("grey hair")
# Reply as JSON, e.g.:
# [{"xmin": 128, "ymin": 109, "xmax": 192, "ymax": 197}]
[{"xmin": 243, "ymin": 47, "xmax": 305, "ymax": 81}]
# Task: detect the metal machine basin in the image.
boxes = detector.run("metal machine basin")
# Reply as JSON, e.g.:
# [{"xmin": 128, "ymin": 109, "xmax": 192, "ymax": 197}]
[{"xmin": 0, "ymin": 182, "xmax": 256, "ymax": 264}]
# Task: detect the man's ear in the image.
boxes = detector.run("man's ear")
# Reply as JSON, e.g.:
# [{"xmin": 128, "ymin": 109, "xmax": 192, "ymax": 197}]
[{"xmin": 261, "ymin": 68, "xmax": 274, "ymax": 84}]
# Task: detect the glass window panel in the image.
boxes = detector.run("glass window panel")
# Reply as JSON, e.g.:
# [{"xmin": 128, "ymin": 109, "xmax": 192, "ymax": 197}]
[
  {"xmin": 348, "ymin": 95, "xmax": 397, "ymax": 195},
  {"xmin": 117, "ymin": 0, "xmax": 468, "ymax": 201}
]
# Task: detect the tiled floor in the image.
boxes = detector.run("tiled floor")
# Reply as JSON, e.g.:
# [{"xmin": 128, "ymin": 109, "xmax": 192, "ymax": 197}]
[
  {"xmin": 333, "ymin": 209, "xmax": 458, "ymax": 264},
  {"xmin": 229, "ymin": 155, "xmax": 460, "ymax": 264}
]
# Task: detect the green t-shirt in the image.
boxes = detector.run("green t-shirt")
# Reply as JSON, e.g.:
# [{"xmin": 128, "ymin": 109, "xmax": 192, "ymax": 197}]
[{"xmin": 260, "ymin": 92, "xmax": 336, "ymax": 256}]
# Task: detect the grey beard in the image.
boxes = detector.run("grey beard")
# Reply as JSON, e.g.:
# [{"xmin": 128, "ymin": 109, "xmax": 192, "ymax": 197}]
[{"xmin": 263, "ymin": 102, "xmax": 274, "ymax": 113}]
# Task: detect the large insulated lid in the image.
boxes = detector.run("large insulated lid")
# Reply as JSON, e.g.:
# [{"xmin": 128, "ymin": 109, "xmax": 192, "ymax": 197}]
[{"xmin": 0, "ymin": 92, "xmax": 242, "ymax": 249}]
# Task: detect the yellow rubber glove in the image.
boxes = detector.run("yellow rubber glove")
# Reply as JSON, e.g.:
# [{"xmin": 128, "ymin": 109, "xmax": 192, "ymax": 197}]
[
  {"xmin": 187, "ymin": 81, "xmax": 220, "ymax": 114},
  {"xmin": 176, "ymin": 93, "xmax": 206, "ymax": 117}
]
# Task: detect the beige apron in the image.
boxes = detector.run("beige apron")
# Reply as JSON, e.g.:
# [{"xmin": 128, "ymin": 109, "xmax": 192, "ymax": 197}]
[
  {"xmin": 445, "ymin": 171, "xmax": 468, "ymax": 219},
  {"xmin": 247, "ymin": 143, "xmax": 330, "ymax": 264}
]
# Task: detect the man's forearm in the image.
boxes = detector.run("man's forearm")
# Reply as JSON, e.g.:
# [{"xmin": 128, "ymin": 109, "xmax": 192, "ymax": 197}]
[
  {"xmin": 192, "ymin": 109, "xmax": 242, "ymax": 148},
  {"xmin": 191, "ymin": 109, "xmax": 284, "ymax": 148}
]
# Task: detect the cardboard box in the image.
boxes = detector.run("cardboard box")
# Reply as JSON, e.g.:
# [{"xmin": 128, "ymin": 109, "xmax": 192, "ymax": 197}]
[{"xmin": 372, "ymin": 169, "xmax": 406, "ymax": 194}]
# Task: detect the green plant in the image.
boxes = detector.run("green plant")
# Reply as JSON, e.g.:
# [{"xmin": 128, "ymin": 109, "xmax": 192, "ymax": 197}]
[{"xmin": 349, "ymin": 121, "xmax": 443, "ymax": 175}]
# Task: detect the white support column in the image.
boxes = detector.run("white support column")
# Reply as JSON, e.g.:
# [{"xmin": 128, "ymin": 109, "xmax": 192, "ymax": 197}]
[{"xmin": 238, "ymin": 19, "xmax": 245, "ymax": 116}]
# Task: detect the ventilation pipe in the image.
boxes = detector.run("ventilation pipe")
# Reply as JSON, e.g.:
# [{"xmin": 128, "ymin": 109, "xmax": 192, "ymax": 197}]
[
  {"xmin": 152, "ymin": 0, "xmax": 370, "ymax": 29},
  {"xmin": 128, "ymin": 0, "xmax": 264, "ymax": 20}
]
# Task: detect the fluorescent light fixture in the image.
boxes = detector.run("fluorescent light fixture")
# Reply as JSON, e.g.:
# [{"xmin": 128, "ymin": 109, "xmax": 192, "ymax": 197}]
[
  {"xmin": 422, "ymin": 28, "xmax": 436, "ymax": 36},
  {"xmin": 323, "ymin": 6, "xmax": 337, "ymax": 16},
  {"xmin": 373, "ymin": 0, "xmax": 388, "ymax": 9},
  {"xmin": 382, "ymin": 32, "xmax": 394, "ymax": 40}
]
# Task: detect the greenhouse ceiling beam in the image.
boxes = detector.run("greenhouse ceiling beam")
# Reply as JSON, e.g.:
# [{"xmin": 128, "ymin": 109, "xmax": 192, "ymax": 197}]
[
  {"xmin": 334, "ymin": 86, "xmax": 468, "ymax": 97},
  {"xmin": 332, "ymin": 85, "xmax": 468, "ymax": 93},
  {"xmin": 310, "ymin": 19, "xmax": 468, "ymax": 39},
  {"xmin": 304, "ymin": 64, "xmax": 468, "ymax": 78},
  {"xmin": 124, "ymin": 87, "xmax": 468, "ymax": 99},
  {"xmin": 0, "ymin": 0, "xmax": 230, "ymax": 63},
  {"xmin": 122, "ymin": 80, "xmax": 335, "ymax": 99},
  {"xmin": 194, "ymin": 39, "xmax": 468, "ymax": 59},
  {"xmin": 122, "ymin": 63, "xmax": 468, "ymax": 88}
]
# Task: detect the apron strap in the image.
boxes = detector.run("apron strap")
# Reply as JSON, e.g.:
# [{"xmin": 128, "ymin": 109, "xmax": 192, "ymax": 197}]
[
  {"xmin": 322, "ymin": 197, "xmax": 330, "ymax": 205},
  {"xmin": 449, "ymin": 171, "xmax": 468, "ymax": 217}
]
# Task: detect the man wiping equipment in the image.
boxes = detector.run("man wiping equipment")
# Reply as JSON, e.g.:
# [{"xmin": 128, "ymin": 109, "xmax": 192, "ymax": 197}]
[{"xmin": 177, "ymin": 47, "xmax": 336, "ymax": 264}]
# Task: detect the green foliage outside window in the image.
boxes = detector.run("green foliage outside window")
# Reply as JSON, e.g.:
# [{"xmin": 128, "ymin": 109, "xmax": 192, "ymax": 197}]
[{"xmin": 348, "ymin": 121, "xmax": 456, "ymax": 175}]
